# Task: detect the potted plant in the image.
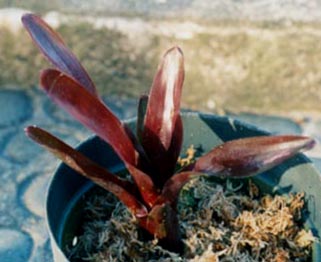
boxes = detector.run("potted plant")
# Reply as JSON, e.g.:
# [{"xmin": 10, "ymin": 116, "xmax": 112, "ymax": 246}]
[{"xmin": 22, "ymin": 14, "xmax": 321, "ymax": 261}]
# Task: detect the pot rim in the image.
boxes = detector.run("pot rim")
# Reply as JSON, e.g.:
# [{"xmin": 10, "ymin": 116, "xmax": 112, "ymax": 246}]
[{"xmin": 45, "ymin": 111, "xmax": 321, "ymax": 261}]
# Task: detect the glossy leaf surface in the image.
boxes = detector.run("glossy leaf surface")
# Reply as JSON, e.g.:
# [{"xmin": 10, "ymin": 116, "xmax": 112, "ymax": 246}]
[
  {"xmin": 40, "ymin": 69, "xmax": 160, "ymax": 206},
  {"xmin": 40, "ymin": 69, "xmax": 138, "ymax": 166},
  {"xmin": 159, "ymin": 171, "xmax": 200, "ymax": 207},
  {"xmin": 143, "ymin": 46, "xmax": 184, "ymax": 150},
  {"xmin": 22, "ymin": 18, "xmax": 318, "ymax": 250},
  {"xmin": 22, "ymin": 13, "xmax": 97, "ymax": 96},
  {"xmin": 142, "ymin": 47, "xmax": 184, "ymax": 184},
  {"xmin": 25, "ymin": 126, "xmax": 147, "ymax": 217},
  {"xmin": 194, "ymin": 135, "xmax": 316, "ymax": 178},
  {"xmin": 126, "ymin": 164, "xmax": 159, "ymax": 208},
  {"xmin": 154, "ymin": 116, "xmax": 184, "ymax": 188}
]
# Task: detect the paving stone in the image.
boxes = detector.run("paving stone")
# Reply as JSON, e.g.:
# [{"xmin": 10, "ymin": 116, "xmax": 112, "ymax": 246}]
[
  {"xmin": 0, "ymin": 90, "xmax": 32, "ymax": 127},
  {"xmin": 311, "ymin": 158, "xmax": 321, "ymax": 172},
  {"xmin": 0, "ymin": 212, "xmax": 16, "ymax": 227},
  {"xmin": 0, "ymin": 157, "xmax": 14, "ymax": 171},
  {"xmin": 22, "ymin": 217, "xmax": 51, "ymax": 259},
  {"xmin": 228, "ymin": 113, "xmax": 302, "ymax": 135},
  {"xmin": 4, "ymin": 131, "xmax": 42, "ymax": 164},
  {"xmin": 0, "ymin": 85, "xmax": 319, "ymax": 262},
  {"xmin": 29, "ymin": 240, "xmax": 53, "ymax": 262},
  {"xmin": 0, "ymin": 229, "xmax": 33, "ymax": 262},
  {"xmin": 102, "ymin": 96, "xmax": 137, "ymax": 120},
  {"xmin": 0, "ymin": 130, "xmax": 15, "ymax": 154},
  {"xmin": 0, "ymin": 170, "xmax": 32, "ymax": 228},
  {"xmin": 43, "ymin": 101, "xmax": 79, "ymax": 125},
  {"xmin": 0, "ymin": 177, "xmax": 17, "ymax": 212},
  {"xmin": 20, "ymin": 175, "xmax": 49, "ymax": 218}
]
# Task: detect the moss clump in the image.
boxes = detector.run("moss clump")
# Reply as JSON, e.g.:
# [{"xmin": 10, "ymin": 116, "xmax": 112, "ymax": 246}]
[{"xmin": 65, "ymin": 177, "xmax": 316, "ymax": 262}]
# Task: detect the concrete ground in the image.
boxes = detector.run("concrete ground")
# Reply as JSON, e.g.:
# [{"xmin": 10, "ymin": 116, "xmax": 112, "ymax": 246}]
[{"xmin": 0, "ymin": 87, "xmax": 320, "ymax": 261}]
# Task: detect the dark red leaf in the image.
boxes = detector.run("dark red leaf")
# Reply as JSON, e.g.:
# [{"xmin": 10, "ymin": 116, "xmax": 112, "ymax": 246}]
[
  {"xmin": 40, "ymin": 69, "xmax": 138, "ymax": 166},
  {"xmin": 143, "ymin": 46, "xmax": 184, "ymax": 150},
  {"xmin": 40, "ymin": 69, "xmax": 159, "ymax": 207},
  {"xmin": 138, "ymin": 203, "xmax": 180, "ymax": 244},
  {"xmin": 194, "ymin": 135, "xmax": 316, "ymax": 178},
  {"xmin": 142, "ymin": 47, "xmax": 184, "ymax": 184},
  {"xmin": 124, "ymin": 123, "xmax": 154, "ymax": 175},
  {"xmin": 158, "ymin": 171, "xmax": 201, "ymax": 207},
  {"xmin": 141, "ymin": 115, "xmax": 184, "ymax": 188},
  {"xmin": 126, "ymin": 165, "xmax": 159, "ymax": 208},
  {"xmin": 136, "ymin": 95, "xmax": 148, "ymax": 143},
  {"xmin": 21, "ymin": 13, "xmax": 97, "ymax": 96},
  {"xmin": 152, "ymin": 115, "xmax": 184, "ymax": 187},
  {"xmin": 25, "ymin": 126, "xmax": 147, "ymax": 218}
]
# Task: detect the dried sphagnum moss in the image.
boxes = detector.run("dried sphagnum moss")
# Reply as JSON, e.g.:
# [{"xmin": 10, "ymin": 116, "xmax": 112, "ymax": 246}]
[
  {"xmin": 66, "ymin": 175, "xmax": 316, "ymax": 262},
  {"xmin": 66, "ymin": 149, "xmax": 315, "ymax": 261}
]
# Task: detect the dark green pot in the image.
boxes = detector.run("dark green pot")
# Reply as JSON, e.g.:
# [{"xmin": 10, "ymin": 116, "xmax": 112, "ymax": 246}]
[{"xmin": 46, "ymin": 112, "xmax": 321, "ymax": 261}]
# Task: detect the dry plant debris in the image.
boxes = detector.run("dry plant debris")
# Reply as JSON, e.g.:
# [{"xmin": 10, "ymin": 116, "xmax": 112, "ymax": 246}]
[
  {"xmin": 178, "ymin": 145, "xmax": 197, "ymax": 167},
  {"xmin": 66, "ymin": 176, "xmax": 316, "ymax": 262}
]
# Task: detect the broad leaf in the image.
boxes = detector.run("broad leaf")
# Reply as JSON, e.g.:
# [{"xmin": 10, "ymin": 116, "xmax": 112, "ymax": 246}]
[
  {"xmin": 143, "ymin": 46, "xmax": 184, "ymax": 150},
  {"xmin": 142, "ymin": 47, "xmax": 184, "ymax": 184},
  {"xmin": 25, "ymin": 126, "xmax": 147, "ymax": 217},
  {"xmin": 158, "ymin": 171, "xmax": 201, "ymax": 207},
  {"xmin": 194, "ymin": 135, "xmax": 316, "ymax": 178},
  {"xmin": 153, "ymin": 115, "xmax": 184, "ymax": 187},
  {"xmin": 126, "ymin": 165, "xmax": 159, "ymax": 208},
  {"xmin": 40, "ymin": 69, "xmax": 159, "ymax": 207},
  {"xmin": 22, "ymin": 13, "xmax": 97, "ymax": 96},
  {"xmin": 40, "ymin": 69, "xmax": 137, "ymax": 166}
]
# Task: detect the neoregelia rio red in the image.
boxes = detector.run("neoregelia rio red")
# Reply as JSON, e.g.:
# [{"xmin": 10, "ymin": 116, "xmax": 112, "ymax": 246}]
[{"xmin": 22, "ymin": 13, "xmax": 315, "ymax": 253}]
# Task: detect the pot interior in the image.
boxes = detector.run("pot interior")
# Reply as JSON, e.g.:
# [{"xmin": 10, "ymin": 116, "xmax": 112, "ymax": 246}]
[{"xmin": 46, "ymin": 112, "xmax": 321, "ymax": 261}]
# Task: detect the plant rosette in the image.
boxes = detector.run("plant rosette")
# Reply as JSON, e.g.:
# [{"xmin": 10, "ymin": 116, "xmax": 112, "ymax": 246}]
[{"xmin": 22, "ymin": 13, "xmax": 321, "ymax": 261}]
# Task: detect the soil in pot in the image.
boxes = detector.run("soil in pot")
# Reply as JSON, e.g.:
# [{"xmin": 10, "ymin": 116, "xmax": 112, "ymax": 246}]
[{"xmin": 62, "ymin": 174, "xmax": 316, "ymax": 262}]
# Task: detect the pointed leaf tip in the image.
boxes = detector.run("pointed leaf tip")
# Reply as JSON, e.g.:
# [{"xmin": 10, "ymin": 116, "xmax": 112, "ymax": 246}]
[
  {"xmin": 25, "ymin": 125, "xmax": 148, "ymax": 217},
  {"xmin": 25, "ymin": 125, "xmax": 46, "ymax": 144},
  {"xmin": 143, "ymin": 45, "xmax": 184, "ymax": 149},
  {"xmin": 24, "ymin": 126, "xmax": 32, "ymax": 139},
  {"xmin": 194, "ymin": 135, "xmax": 316, "ymax": 178},
  {"xmin": 22, "ymin": 13, "xmax": 97, "ymax": 96},
  {"xmin": 165, "ymin": 46, "xmax": 183, "ymax": 59},
  {"xmin": 142, "ymin": 46, "xmax": 184, "ymax": 183},
  {"xmin": 24, "ymin": 125, "xmax": 33, "ymax": 134},
  {"xmin": 40, "ymin": 69, "xmax": 138, "ymax": 166},
  {"xmin": 40, "ymin": 69, "xmax": 159, "ymax": 206},
  {"xmin": 301, "ymin": 136, "xmax": 316, "ymax": 150}
]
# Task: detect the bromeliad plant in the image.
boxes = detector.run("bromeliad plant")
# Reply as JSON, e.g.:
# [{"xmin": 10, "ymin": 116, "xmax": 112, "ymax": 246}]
[{"xmin": 22, "ymin": 13, "xmax": 315, "ymax": 253}]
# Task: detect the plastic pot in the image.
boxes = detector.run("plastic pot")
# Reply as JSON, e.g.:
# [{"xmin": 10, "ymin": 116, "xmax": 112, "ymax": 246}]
[{"xmin": 46, "ymin": 112, "xmax": 321, "ymax": 261}]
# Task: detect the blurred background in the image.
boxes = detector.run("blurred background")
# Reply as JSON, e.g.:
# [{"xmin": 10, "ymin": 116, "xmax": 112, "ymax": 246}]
[
  {"xmin": 0, "ymin": 1, "xmax": 321, "ymax": 261},
  {"xmin": 1, "ymin": 0, "xmax": 321, "ymax": 116}
]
